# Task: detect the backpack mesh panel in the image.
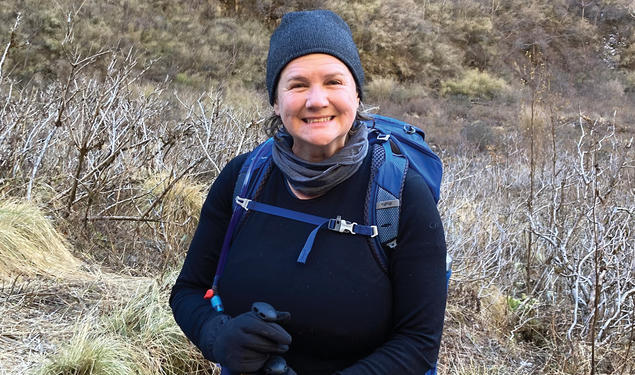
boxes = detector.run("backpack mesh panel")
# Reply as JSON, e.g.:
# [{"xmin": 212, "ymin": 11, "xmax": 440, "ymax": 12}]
[
  {"xmin": 365, "ymin": 143, "xmax": 385, "ymax": 225},
  {"xmin": 371, "ymin": 142, "xmax": 386, "ymax": 171},
  {"xmin": 365, "ymin": 143, "xmax": 389, "ymax": 273},
  {"xmin": 376, "ymin": 187, "xmax": 399, "ymax": 246}
]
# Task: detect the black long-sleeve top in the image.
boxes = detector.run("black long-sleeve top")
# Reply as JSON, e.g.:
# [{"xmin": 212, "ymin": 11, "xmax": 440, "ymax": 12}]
[{"xmin": 170, "ymin": 151, "xmax": 447, "ymax": 374}]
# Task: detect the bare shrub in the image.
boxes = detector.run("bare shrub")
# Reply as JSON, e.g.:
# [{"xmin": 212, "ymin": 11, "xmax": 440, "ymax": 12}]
[
  {"xmin": 440, "ymin": 112, "xmax": 634, "ymax": 373},
  {"xmin": 528, "ymin": 115, "xmax": 633, "ymax": 369},
  {"xmin": 0, "ymin": 45, "xmax": 265, "ymax": 273},
  {"xmin": 460, "ymin": 120, "xmax": 506, "ymax": 151}
]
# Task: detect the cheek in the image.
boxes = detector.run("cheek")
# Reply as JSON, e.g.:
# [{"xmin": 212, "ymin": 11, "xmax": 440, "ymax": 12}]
[
  {"xmin": 343, "ymin": 95, "xmax": 359, "ymax": 115},
  {"xmin": 276, "ymin": 96, "xmax": 301, "ymax": 117},
  {"xmin": 341, "ymin": 89, "xmax": 359, "ymax": 111},
  {"xmin": 278, "ymin": 106, "xmax": 293, "ymax": 120}
]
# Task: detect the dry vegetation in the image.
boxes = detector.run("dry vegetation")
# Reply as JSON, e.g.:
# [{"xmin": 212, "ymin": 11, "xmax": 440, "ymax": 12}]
[{"xmin": 0, "ymin": 1, "xmax": 633, "ymax": 374}]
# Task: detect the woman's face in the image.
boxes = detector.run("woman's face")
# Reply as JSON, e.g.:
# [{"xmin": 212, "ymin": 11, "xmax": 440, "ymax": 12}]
[{"xmin": 274, "ymin": 53, "xmax": 359, "ymax": 162}]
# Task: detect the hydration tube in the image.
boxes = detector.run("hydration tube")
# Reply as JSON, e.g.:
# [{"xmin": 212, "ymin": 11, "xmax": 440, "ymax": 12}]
[{"xmin": 204, "ymin": 140, "xmax": 274, "ymax": 312}]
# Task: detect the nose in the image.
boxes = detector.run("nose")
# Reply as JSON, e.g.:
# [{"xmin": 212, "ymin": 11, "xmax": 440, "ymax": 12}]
[{"xmin": 305, "ymin": 86, "xmax": 329, "ymax": 109}]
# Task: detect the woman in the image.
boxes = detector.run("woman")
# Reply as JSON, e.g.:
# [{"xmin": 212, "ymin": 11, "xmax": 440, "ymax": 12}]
[{"xmin": 170, "ymin": 9, "xmax": 447, "ymax": 375}]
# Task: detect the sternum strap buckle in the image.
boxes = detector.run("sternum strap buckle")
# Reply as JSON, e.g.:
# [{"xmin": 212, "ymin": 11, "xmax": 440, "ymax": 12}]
[{"xmin": 328, "ymin": 216, "xmax": 378, "ymax": 237}]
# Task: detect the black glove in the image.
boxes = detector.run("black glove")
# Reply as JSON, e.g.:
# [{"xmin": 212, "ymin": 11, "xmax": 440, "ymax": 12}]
[{"xmin": 207, "ymin": 305, "xmax": 292, "ymax": 373}]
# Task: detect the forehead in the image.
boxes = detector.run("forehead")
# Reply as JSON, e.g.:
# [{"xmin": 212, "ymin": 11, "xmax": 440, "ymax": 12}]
[{"xmin": 279, "ymin": 54, "xmax": 353, "ymax": 80}]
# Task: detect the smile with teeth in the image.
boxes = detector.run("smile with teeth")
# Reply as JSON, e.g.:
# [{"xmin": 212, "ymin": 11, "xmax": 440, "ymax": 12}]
[{"xmin": 304, "ymin": 116, "xmax": 334, "ymax": 123}]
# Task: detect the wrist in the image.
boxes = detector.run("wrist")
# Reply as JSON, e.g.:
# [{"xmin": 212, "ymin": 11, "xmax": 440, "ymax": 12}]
[{"xmin": 199, "ymin": 314, "xmax": 230, "ymax": 361}]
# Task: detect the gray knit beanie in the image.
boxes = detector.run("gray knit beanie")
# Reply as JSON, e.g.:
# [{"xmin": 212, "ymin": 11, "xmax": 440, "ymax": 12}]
[{"xmin": 266, "ymin": 9, "xmax": 365, "ymax": 105}]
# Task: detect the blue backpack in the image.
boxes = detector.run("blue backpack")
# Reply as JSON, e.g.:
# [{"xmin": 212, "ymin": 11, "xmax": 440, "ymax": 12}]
[
  {"xmin": 206, "ymin": 114, "xmax": 449, "ymax": 375},
  {"xmin": 208, "ymin": 113, "xmax": 448, "ymax": 298}
]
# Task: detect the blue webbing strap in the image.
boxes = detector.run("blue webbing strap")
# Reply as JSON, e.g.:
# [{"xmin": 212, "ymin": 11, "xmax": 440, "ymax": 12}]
[
  {"xmin": 235, "ymin": 196, "xmax": 378, "ymax": 263},
  {"xmin": 297, "ymin": 222, "xmax": 329, "ymax": 264},
  {"xmin": 237, "ymin": 198, "xmax": 327, "ymax": 226}
]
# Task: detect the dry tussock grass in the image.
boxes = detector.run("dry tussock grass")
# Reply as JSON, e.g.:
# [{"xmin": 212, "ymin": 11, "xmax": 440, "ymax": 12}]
[
  {"xmin": 101, "ymin": 274, "xmax": 214, "ymax": 374},
  {"xmin": 143, "ymin": 171, "xmax": 206, "ymax": 232},
  {"xmin": 0, "ymin": 200, "xmax": 82, "ymax": 280},
  {"xmin": 0, "ymin": 273, "xmax": 150, "ymax": 373},
  {"xmin": 478, "ymin": 286, "xmax": 512, "ymax": 335},
  {"xmin": 36, "ymin": 326, "xmax": 138, "ymax": 375},
  {"xmin": 140, "ymin": 172, "xmax": 207, "ymax": 269},
  {"xmin": 0, "ymin": 271, "xmax": 214, "ymax": 375}
]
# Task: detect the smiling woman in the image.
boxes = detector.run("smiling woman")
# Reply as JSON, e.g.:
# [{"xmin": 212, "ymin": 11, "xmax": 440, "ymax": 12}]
[
  {"xmin": 170, "ymin": 9, "xmax": 447, "ymax": 375},
  {"xmin": 274, "ymin": 54, "xmax": 360, "ymax": 162}
]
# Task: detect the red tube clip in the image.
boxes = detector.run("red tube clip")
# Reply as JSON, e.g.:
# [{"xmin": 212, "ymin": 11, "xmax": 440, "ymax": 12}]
[{"xmin": 203, "ymin": 289, "xmax": 214, "ymax": 300}]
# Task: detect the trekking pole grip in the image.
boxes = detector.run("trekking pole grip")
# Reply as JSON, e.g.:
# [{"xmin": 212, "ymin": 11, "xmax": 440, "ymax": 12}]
[
  {"xmin": 252, "ymin": 302, "xmax": 291, "ymax": 375},
  {"xmin": 219, "ymin": 302, "xmax": 291, "ymax": 375}
]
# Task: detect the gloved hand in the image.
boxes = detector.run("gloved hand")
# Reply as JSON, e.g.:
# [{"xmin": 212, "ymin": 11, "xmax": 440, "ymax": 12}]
[{"xmin": 209, "ymin": 304, "xmax": 292, "ymax": 373}]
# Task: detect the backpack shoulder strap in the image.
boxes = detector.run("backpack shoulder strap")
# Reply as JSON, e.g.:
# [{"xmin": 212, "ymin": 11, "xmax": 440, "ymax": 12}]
[
  {"xmin": 207, "ymin": 139, "xmax": 275, "ymax": 311},
  {"xmin": 365, "ymin": 129, "xmax": 409, "ymax": 273},
  {"xmin": 373, "ymin": 139, "xmax": 408, "ymax": 250},
  {"xmin": 233, "ymin": 138, "xmax": 274, "ymax": 205}
]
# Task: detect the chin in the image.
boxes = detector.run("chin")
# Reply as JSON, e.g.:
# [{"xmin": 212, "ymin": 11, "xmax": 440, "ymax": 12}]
[{"xmin": 306, "ymin": 136, "xmax": 342, "ymax": 148}]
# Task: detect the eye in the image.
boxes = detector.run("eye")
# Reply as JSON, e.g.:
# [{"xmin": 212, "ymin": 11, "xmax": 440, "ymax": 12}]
[
  {"xmin": 327, "ymin": 79, "xmax": 342, "ymax": 85},
  {"xmin": 289, "ymin": 82, "xmax": 307, "ymax": 89}
]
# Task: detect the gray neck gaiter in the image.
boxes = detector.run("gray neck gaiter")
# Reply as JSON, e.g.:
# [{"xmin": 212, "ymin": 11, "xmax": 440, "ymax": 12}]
[{"xmin": 272, "ymin": 123, "xmax": 369, "ymax": 197}]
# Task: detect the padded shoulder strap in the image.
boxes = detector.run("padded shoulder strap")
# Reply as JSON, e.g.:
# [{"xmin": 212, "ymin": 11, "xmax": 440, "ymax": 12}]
[
  {"xmin": 374, "ymin": 139, "xmax": 408, "ymax": 249},
  {"xmin": 366, "ymin": 137, "xmax": 409, "ymax": 273},
  {"xmin": 233, "ymin": 138, "xmax": 274, "ymax": 207}
]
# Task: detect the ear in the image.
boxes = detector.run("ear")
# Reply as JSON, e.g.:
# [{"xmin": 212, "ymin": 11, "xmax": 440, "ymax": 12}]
[{"xmin": 273, "ymin": 101, "xmax": 280, "ymax": 115}]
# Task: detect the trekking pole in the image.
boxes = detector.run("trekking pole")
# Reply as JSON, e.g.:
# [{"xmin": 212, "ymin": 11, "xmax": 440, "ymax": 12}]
[{"xmin": 220, "ymin": 302, "xmax": 291, "ymax": 375}]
